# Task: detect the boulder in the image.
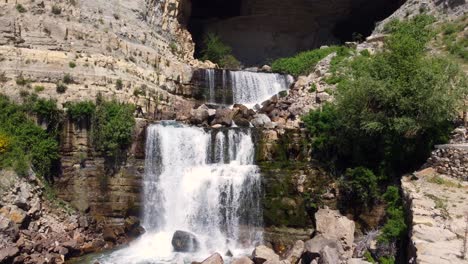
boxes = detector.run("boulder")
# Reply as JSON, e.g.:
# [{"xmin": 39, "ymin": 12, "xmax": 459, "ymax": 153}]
[
  {"xmin": 319, "ymin": 246, "xmax": 339, "ymax": 264},
  {"xmin": 261, "ymin": 65, "xmax": 272, "ymax": 72},
  {"xmin": 211, "ymin": 108, "xmax": 233, "ymax": 126},
  {"xmin": 302, "ymin": 234, "xmax": 342, "ymax": 263},
  {"xmin": 171, "ymin": 230, "xmax": 199, "ymax": 252},
  {"xmin": 284, "ymin": 240, "xmax": 304, "ymax": 264},
  {"xmin": 252, "ymin": 245, "xmax": 280, "ymax": 264},
  {"xmin": 232, "ymin": 256, "xmax": 254, "ymax": 264},
  {"xmin": 233, "ymin": 117, "xmax": 251, "ymax": 127},
  {"xmin": 315, "ymin": 208, "xmax": 355, "ymax": 256},
  {"xmin": 251, "ymin": 114, "xmax": 272, "ymax": 128},
  {"xmin": 0, "ymin": 246, "xmax": 19, "ymax": 263},
  {"xmin": 316, "ymin": 92, "xmax": 330, "ymax": 103},
  {"xmin": 191, "ymin": 107, "xmax": 210, "ymax": 125},
  {"xmin": 0, "ymin": 206, "xmax": 27, "ymax": 225},
  {"xmin": 201, "ymin": 253, "xmax": 224, "ymax": 264}
]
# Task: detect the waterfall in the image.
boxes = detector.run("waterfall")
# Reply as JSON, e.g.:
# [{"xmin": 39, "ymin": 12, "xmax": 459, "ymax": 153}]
[
  {"xmin": 97, "ymin": 121, "xmax": 263, "ymax": 264},
  {"xmin": 203, "ymin": 70, "xmax": 293, "ymax": 106}
]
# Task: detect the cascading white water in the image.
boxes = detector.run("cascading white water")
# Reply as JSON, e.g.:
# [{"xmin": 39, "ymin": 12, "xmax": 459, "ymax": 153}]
[
  {"xmin": 205, "ymin": 70, "xmax": 293, "ymax": 106},
  {"xmin": 230, "ymin": 71, "xmax": 293, "ymax": 106},
  {"xmin": 96, "ymin": 121, "xmax": 263, "ymax": 264}
]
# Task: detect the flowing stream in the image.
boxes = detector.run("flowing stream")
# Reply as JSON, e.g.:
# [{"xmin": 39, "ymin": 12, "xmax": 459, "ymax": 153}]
[{"xmin": 96, "ymin": 121, "xmax": 263, "ymax": 263}]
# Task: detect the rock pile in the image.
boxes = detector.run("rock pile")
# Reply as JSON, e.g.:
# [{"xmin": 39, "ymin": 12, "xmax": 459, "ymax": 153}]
[
  {"xmin": 0, "ymin": 170, "xmax": 138, "ymax": 263},
  {"xmin": 195, "ymin": 208, "xmax": 370, "ymax": 264}
]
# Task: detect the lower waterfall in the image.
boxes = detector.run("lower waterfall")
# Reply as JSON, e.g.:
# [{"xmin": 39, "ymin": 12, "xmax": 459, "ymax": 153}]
[{"xmin": 97, "ymin": 121, "xmax": 263, "ymax": 264}]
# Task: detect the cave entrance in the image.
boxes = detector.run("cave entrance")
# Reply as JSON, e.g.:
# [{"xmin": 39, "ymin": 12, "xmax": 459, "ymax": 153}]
[{"xmin": 186, "ymin": 0, "xmax": 405, "ymax": 66}]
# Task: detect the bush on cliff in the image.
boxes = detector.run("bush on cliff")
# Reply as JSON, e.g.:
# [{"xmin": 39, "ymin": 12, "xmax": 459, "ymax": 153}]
[
  {"xmin": 0, "ymin": 95, "xmax": 59, "ymax": 178},
  {"xmin": 201, "ymin": 33, "xmax": 241, "ymax": 69},
  {"xmin": 339, "ymin": 167, "xmax": 378, "ymax": 213},
  {"xmin": 66, "ymin": 101, "xmax": 96, "ymax": 122},
  {"xmin": 91, "ymin": 96, "xmax": 135, "ymax": 159},
  {"xmin": 271, "ymin": 46, "xmax": 351, "ymax": 77},
  {"xmin": 303, "ymin": 15, "xmax": 466, "ymax": 178}
]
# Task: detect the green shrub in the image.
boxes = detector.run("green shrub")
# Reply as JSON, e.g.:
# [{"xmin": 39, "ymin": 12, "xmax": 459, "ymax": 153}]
[
  {"xmin": 16, "ymin": 75, "xmax": 30, "ymax": 86},
  {"xmin": 16, "ymin": 4, "xmax": 26, "ymax": 13},
  {"xmin": 34, "ymin": 85, "xmax": 45, "ymax": 93},
  {"xmin": 63, "ymin": 73, "xmax": 74, "ymax": 84},
  {"xmin": 69, "ymin": 61, "xmax": 76, "ymax": 68},
  {"xmin": 271, "ymin": 46, "xmax": 346, "ymax": 77},
  {"xmin": 378, "ymin": 186, "xmax": 407, "ymax": 243},
  {"xmin": 66, "ymin": 101, "xmax": 96, "ymax": 122},
  {"xmin": 303, "ymin": 15, "xmax": 465, "ymax": 177},
  {"xmin": 115, "ymin": 79, "xmax": 123, "ymax": 90},
  {"xmin": 0, "ymin": 95, "xmax": 59, "ymax": 179},
  {"xmin": 56, "ymin": 83, "xmax": 67, "ymax": 93},
  {"xmin": 51, "ymin": 5, "xmax": 62, "ymax": 15},
  {"xmin": 201, "ymin": 33, "xmax": 241, "ymax": 69},
  {"xmin": 339, "ymin": 167, "xmax": 378, "ymax": 212},
  {"xmin": 91, "ymin": 100, "xmax": 135, "ymax": 158}
]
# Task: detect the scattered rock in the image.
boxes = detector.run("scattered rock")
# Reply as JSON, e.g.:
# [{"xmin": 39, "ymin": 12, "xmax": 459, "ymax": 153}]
[
  {"xmin": 284, "ymin": 240, "xmax": 304, "ymax": 264},
  {"xmin": 0, "ymin": 246, "xmax": 19, "ymax": 263},
  {"xmin": 211, "ymin": 108, "xmax": 233, "ymax": 127},
  {"xmin": 232, "ymin": 256, "xmax": 254, "ymax": 264},
  {"xmin": 251, "ymin": 114, "xmax": 272, "ymax": 128},
  {"xmin": 252, "ymin": 245, "xmax": 280, "ymax": 264},
  {"xmin": 171, "ymin": 230, "xmax": 199, "ymax": 252},
  {"xmin": 201, "ymin": 253, "xmax": 224, "ymax": 264}
]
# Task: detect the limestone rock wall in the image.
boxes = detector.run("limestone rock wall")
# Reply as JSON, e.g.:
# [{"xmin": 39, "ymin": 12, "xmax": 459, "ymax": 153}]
[{"xmin": 54, "ymin": 118, "xmax": 148, "ymax": 228}]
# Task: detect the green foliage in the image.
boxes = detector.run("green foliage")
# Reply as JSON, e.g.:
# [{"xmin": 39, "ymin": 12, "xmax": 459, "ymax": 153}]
[
  {"xmin": 66, "ymin": 101, "xmax": 96, "ymax": 122},
  {"xmin": 91, "ymin": 100, "xmax": 135, "ymax": 158},
  {"xmin": 16, "ymin": 4, "xmax": 26, "ymax": 13},
  {"xmin": 115, "ymin": 79, "xmax": 123, "ymax": 90},
  {"xmin": 34, "ymin": 85, "xmax": 45, "ymax": 93},
  {"xmin": 379, "ymin": 257, "xmax": 396, "ymax": 264},
  {"xmin": 16, "ymin": 75, "xmax": 30, "ymax": 86},
  {"xmin": 0, "ymin": 95, "xmax": 59, "ymax": 179},
  {"xmin": 201, "ymin": 33, "xmax": 241, "ymax": 69},
  {"xmin": 303, "ymin": 15, "xmax": 465, "ymax": 177},
  {"xmin": 438, "ymin": 16, "xmax": 468, "ymax": 61},
  {"xmin": 363, "ymin": 251, "xmax": 377, "ymax": 264},
  {"xmin": 63, "ymin": 73, "xmax": 74, "ymax": 84},
  {"xmin": 69, "ymin": 61, "xmax": 76, "ymax": 68},
  {"xmin": 56, "ymin": 83, "xmax": 67, "ymax": 93},
  {"xmin": 51, "ymin": 5, "xmax": 62, "ymax": 15},
  {"xmin": 339, "ymin": 167, "xmax": 378, "ymax": 211},
  {"xmin": 378, "ymin": 186, "xmax": 407, "ymax": 243},
  {"xmin": 271, "ymin": 46, "xmax": 350, "ymax": 77}
]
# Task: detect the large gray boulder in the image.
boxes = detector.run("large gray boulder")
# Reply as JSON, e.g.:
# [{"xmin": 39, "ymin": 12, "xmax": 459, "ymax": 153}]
[
  {"xmin": 315, "ymin": 208, "xmax": 355, "ymax": 257},
  {"xmin": 302, "ymin": 234, "xmax": 343, "ymax": 264},
  {"xmin": 252, "ymin": 245, "xmax": 280, "ymax": 264},
  {"xmin": 171, "ymin": 230, "xmax": 199, "ymax": 252},
  {"xmin": 201, "ymin": 253, "xmax": 224, "ymax": 264},
  {"xmin": 251, "ymin": 114, "xmax": 272, "ymax": 127}
]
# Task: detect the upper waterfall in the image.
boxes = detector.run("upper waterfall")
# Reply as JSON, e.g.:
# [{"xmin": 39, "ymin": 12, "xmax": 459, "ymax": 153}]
[
  {"xmin": 96, "ymin": 121, "xmax": 263, "ymax": 263},
  {"xmin": 192, "ymin": 69, "xmax": 294, "ymax": 106}
]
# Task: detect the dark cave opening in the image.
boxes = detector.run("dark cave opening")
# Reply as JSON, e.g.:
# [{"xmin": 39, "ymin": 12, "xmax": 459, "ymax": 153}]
[{"xmin": 186, "ymin": 0, "xmax": 406, "ymax": 66}]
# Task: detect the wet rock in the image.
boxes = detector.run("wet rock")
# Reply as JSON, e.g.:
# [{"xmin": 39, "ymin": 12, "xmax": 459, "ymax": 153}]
[
  {"xmin": 211, "ymin": 108, "xmax": 234, "ymax": 126},
  {"xmin": 252, "ymin": 245, "xmax": 280, "ymax": 264},
  {"xmin": 191, "ymin": 106, "xmax": 210, "ymax": 125},
  {"xmin": 232, "ymin": 256, "xmax": 254, "ymax": 264},
  {"xmin": 171, "ymin": 230, "xmax": 199, "ymax": 252},
  {"xmin": 201, "ymin": 253, "xmax": 224, "ymax": 264},
  {"xmin": 233, "ymin": 117, "xmax": 251, "ymax": 127},
  {"xmin": 261, "ymin": 65, "xmax": 272, "ymax": 72},
  {"xmin": 0, "ymin": 246, "xmax": 19, "ymax": 263}
]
